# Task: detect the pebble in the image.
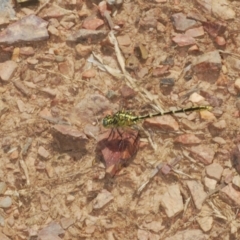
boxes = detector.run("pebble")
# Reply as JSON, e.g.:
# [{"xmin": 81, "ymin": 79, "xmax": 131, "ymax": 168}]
[
  {"xmin": 211, "ymin": 119, "xmax": 226, "ymax": 130},
  {"xmin": 0, "ymin": 15, "xmax": 49, "ymax": 44},
  {"xmin": 82, "ymin": 69, "xmax": 96, "ymax": 78},
  {"xmin": 187, "ymin": 180, "xmax": 207, "ymax": 210},
  {"xmin": 204, "ymin": 176, "xmax": 217, "ymax": 190},
  {"xmin": 58, "ymin": 57, "xmax": 74, "ymax": 78},
  {"xmin": 185, "ymin": 26, "xmax": 205, "ymax": 38},
  {"xmin": 157, "ymin": 22, "xmax": 166, "ymax": 32},
  {"xmin": 197, "ymin": 205, "xmax": 213, "ymax": 232},
  {"xmin": 189, "ymin": 92, "xmax": 204, "ymax": 103},
  {"xmin": 0, "ymin": 60, "xmax": 18, "ymax": 82},
  {"xmin": 0, "ymin": 214, "xmax": 4, "ymax": 227},
  {"xmin": 212, "ymin": 137, "xmax": 226, "ymax": 145},
  {"xmin": 0, "ymin": 196, "xmax": 12, "ymax": 208},
  {"xmin": 66, "ymin": 194, "xmax": 75, "ymax": 203},
  {"xmin": 200, "ymin": 110, "xmax": 216, "ymax": 121},
  {"xmin": 83, "ymin": 17, "xmax": 104, "ymax": 30},
  {"xmin": 9, "ymin": 150, "xmax": 18, "ymax": 161},
  {"xmin": 172, "ymin": 34, "xmax": 195, "ymax": 47},
  {"xmin": 48, "ymin": 25, "xmax": 59, "ymax": 37},
  {"xmin": 40, "ymin": 4, "xmax": 72, "ymax": 18},
  {"xmin": 215, "ymin": 36, "xmax": 226, "ymax": 46},
  {"xmin": 60, "ymin": 217, "xmax": 75, "ymax": 229},
  {"xmin": 160, "ymin": 184, "xmax": 183, "ymax": 217},
  {"xmin": 232, "ymin": 175, "xmax": 240, "ymax": 190},
  {"xmin": 93, "ymin": 189, "xmax": 113, "ymax": 209},
  {"xmin": 75, "ymin": 44, "xmax": 92, "ymax": 57},
  {"xmin": 38, "ymin": 146, "xmax": 50, "ymax": 159},
  {"xmin": 19, "ymin": 46, "xmax": 35, "ymax": 56},
  {"xmin": 189, "ymin": 145, "xmax": 215, "ymax": 165},
  {"xmin": 0, "ymin": 182, "xmax": 6, "ymax": 194},
  {"xmin": 171, "ymin": 12, "xmax": 198, "ymax": 31},
  {"xmin": 234, "ymin": 78, "xmax": 240, "ymax": 92},
  {"xmin": 117, "ymin": 35, "xmax": 131, "ymax": 46},
  {"xmin": 174, "ymin": 133, "xmax": 201, "ymax": 145},
  {"xmin": 212, "ymin": 0, "xmax": 236, "ymax": 20},
  {"xmin": 205, "ymin": 162, "xmax": 223, "ymax": 181}
]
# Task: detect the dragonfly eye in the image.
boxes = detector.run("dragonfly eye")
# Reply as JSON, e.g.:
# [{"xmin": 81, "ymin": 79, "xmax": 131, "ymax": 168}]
[{"xmin": 102, "ymin": 116, "xmax": 111, "ymax": 128}]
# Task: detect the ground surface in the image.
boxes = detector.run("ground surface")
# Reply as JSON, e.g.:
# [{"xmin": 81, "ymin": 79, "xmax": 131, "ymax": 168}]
[{"xmin": 1, "ymin": 0, "xmax": 240, "ymax": 239}]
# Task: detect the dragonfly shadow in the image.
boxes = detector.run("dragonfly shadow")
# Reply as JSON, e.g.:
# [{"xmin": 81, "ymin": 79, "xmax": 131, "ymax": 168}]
[{"xmin": 96, "ymin": 128, "xmax": 140, "ymax": 176}]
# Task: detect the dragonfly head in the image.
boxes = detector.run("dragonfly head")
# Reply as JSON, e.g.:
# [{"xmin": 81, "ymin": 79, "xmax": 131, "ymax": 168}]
[{"xmin": 102, "ymin": 115, "xmax": 114, "ymax": 128}]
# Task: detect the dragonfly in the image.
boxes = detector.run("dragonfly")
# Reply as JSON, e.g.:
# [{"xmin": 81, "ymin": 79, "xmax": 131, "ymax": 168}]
[
  {"xmin": 98, "ymin": 105, "xmax": 212, "ymax": 176},
  {"xmin": 102, "ymin": 105, "xmax": 212, "ymax": 128}
]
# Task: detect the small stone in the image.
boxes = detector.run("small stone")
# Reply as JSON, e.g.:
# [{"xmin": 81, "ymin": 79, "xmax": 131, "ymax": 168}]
[
  {"xmin": 38, "ymin": 146, "xmax": 50, "ymax": 159},
  {"xmin": 174, "ymin": 133, "xmax": 201, "ymax": 145},
  {"xmin": 0, "ymin": 214, "xmax": 4, "ymax": 227},
  {"xmin": 152, "ymin": 66, "xmax": 169, "ymax": 77},
  {"xmin": 66, "ymin": 195, "xmax": 75, "ymax": 203},
  {"xmin": 189, "ymin": 92, "xmax": 205, "ymax": 103},
  {"xmin": 204, "ymin": 177, "xmax": 217, "ymax": 190},
  {"xmin": 48, "ymin": 25, "xmax": 59, "ymax": 36},
  {"xmin": 211, "ymin": 119, "xmax": 226, "ymax": 130},
  {"xmin": 187, "ymin": 180, "xmax": 207, "ymax": 210},
  {"xmin": 137, "ymin": 67, "xmax": 149, "ymax": 78},
  {"xmin": 189, "ymin": 145, "xmax": 215, "ymax": 165},
  {"xmin": 82, "ymin": 69, "xmax": 96, "ymax": 78},
  {"xmin": 40, "ymin": 5, "xmax": 72, "ymax": 18},
  {"xmin": 188, "ymin": 44, "xmax": 199, "ymax": 52},
  {"xmin": 9, "ymin": 150, "xmax": 18, "ymax": 160},
  {"xmin": 75, "ymin": 44, "xmax": 92, "ymax": 57},
  {"xmin": 203, "ymin": 21, "xmax": 226, "ymax": 37},
  {"xmin": 117, "ymin": 35, "xmax": 131, "ymax": 46},
  {"xmin": 82, "ymin": 17, "xmax": 104, "ymax": 30},
  {"xmin": 197, "ymin": 205, "xmax": 213, "ymax": 232},
  {"xmin": 58, "ymin": 57, "xmax": 74, "ymax": 78},
  {"xmin": 93, "ymin": 189, "xmax": 113, "ymax": 209},
  {"xmin": 212, "ymin": 137, "xmax": 226, "ymax": 145},
  {"xmin": 185, "ymin": 26, "xmax": 205, "ymax": 38},
  {"xmin": 0, "ymin": 60, "xmax": 18, "ymax": 82},
  {"xmin": 172, "ymin": 34, "xmax": 195, "ymax": 47},
  {"xmin": 139, "ymin": 16, "xmax": 157, "ymax": 29},
  {"xmin": 232, "ymin": 175, "xmax": 240, "ymax": 190},
  {"xmin": 0, "ymin": 15, "xmax": 49, "ymax": 44},
  {"xmin": 205, "ymin": 163, "xmax": 223, "ymax": 181},
  {"xmin": 0, "ymin": 196, "xmax": 12, "ymax": 208},
  {"xmin": 200, "ymin": 110, "xmax": 216, "ymax": 121},
  {"xmin": 143, "ymin": 115, "xmax": 179, "ymax": 131},
  {"xmin": 215, "ymin": 36, "xmax": 226, "ymax": 46},
  {"xmin": 157, "ymin": 22, "xmax": 166, "ymax": 32},
  {"xmin": 160, "ymin": 184, "xmax": 183, "ymax": 217},
  {"xmin": 119, "ymin": 85, "xmax": 136, "ymax": 99},
  {"xmin": 212, "ymin": 0, "xmax": 236, "ymax": 20},
  {"xmin": 20, "ymin": 47, "xmax": 35, "ymax": 56},
  {"xmin": 171, "ymin": 12, "xmax": 198, "ymax": 31},
  {"xmin": 27, "ymin": 58, "xmax": 38, "ymax": 65},
  {"xmin": 0, "ymin": 182, "xmax": 7, "ymax": 194},
  {"xmin": 60, "ymin": 217, "xmax": 75, "ymax": 229},
  {"xmin": 235, "ymin": 78, "xmax": 240, "ymax": 92}
]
